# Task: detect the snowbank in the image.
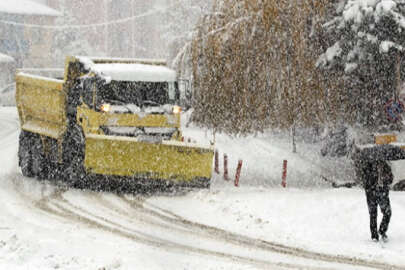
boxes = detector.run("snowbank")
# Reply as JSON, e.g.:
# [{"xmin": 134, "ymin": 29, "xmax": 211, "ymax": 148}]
[
  {"xmin": 0, "ymin": 0, "xmax": 61, "ymax": 16},
  {"xmin": 181, "ymin": 111, "xmax": 356, "ymax": 188},
  {"xmin": 0, "ymin": 53, "xmax": 14, "ymax": 63}
]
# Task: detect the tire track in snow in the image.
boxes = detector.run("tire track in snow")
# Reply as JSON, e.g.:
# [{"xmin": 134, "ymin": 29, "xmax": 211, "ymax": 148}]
[
  {"xmin": 9, "ymin": 174, "xmax": 401, "ymax": 270},
  {"xmin": 36, "ymin": 192, "xmax": 308, "ymax": 270},
  {"xmin": 65, "ymin": 192, "xmax": 402, "ymax": 270},
  {"xmin": 6, "ymin": 179, "xmax": 312, "ymax": 269},
  {"xmin": 84, "ymin": 193, "xmax": 193, "ymax": 234},
  {"xmin": 122, "ymin": 197, "xmax": 404, "ymax": 270}
]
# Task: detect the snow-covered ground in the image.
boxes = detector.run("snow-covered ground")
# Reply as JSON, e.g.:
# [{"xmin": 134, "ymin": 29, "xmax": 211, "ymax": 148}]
[{"xmin": 0, "ymin": 106, "xmax": 404, "ymax": 270}]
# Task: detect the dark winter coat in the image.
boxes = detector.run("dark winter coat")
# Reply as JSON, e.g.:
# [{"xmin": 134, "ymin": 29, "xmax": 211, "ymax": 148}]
[{"xmin": 361, "ymin": 161, "xmax": 393, "ymax": 192}]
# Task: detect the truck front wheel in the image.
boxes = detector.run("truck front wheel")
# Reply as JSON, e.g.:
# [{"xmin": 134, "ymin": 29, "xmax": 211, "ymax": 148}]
[{"xmin": 62, "ymin": 124, "xmax": 86, "ymax": 188}]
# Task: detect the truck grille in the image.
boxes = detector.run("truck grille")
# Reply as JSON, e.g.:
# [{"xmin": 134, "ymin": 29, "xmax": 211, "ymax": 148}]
[{"xmin": 100, "ymin": 126, "xmax": 176, "ymax": 140}]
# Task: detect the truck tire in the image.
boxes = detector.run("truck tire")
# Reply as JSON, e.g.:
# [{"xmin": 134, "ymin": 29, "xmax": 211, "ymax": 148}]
[
  {"xmin": 31, "ymin": 135, "xmax": 48, "ymax": 180},
  {"xmin": 18, "ymin": 131, "xmax": 34, "ymax": 177},
  {"xmin": 62, "ymin": 124, "xmax": 86, "ymax": 188}
]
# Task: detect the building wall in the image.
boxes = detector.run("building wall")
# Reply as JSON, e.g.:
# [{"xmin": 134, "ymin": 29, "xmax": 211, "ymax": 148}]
[
  {"xmin": 23, "ymin": 15, "xmax": 57, "ymax": 67},
  {"xmin": 2, "ymin": 0, "xmax": 170, "ymax": 68},
  {"xmin": 53, "ymin": 0, "xmax": 168, "ymax": 59},
  {"xmin": 0, "ymin": 14, "xmax": 58, "ymax": 68},
  {"xmin": 0, "ymin": 60, "xmax": 15, "ymax": 88},
  {"xmin": 0, "ymin": 14, "xmax": 26, "ymax": 67}
]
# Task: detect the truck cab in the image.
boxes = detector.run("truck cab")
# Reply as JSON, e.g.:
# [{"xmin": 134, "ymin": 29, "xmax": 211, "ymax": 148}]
[{"xmin": 71, "ymin": 57, "xmax": 183, "ymax": 142}]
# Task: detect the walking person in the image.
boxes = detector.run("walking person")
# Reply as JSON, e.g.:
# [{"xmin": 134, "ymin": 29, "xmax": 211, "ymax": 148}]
[{"xmin": 362, "ymin": 160, "xmax": 393, "ymax": 242}]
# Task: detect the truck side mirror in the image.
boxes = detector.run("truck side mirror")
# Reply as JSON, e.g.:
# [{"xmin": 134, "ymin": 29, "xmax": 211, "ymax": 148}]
[
  {"xmin": 81, "ymin": 78, "xmax": 95, "ymax": 108},
  {"xmin": 179, "ymin": 79, "xmax": 191, "ymax": 109},
  {"xmin": 67, "ymin": 79, "xmax": 83, "ymax": 116}
]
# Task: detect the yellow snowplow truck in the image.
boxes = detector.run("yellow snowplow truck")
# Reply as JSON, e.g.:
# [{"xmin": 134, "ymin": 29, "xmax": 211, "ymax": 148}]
[{"xmin": 16, "ymin": 56, "xmax": 214, "ymax": 191}]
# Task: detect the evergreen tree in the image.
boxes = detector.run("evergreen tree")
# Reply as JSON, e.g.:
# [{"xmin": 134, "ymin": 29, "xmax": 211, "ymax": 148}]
[{"xmin": 318, "ymin": 0, "xmax": 405, "ymax": 130}]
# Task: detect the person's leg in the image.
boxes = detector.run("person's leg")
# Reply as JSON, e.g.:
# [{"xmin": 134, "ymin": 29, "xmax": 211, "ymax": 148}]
[
  {"xmin": 366, "ymin": 191, "xmax": 378, "ymax": 240},
  {"xmin": 378, "ymin": 190, "xmax": 392, "ymax": 238}
]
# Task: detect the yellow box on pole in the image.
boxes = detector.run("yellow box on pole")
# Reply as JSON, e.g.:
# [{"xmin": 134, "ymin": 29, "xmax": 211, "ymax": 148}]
[{"xmin": 374, "ymin": 134, "xmax": 397, "ymax": 145}]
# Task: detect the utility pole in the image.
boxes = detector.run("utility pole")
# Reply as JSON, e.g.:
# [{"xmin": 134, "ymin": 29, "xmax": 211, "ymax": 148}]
[
  {"xmin": 132, "ymin": 0, "xmax": 135, "ymax": 57},
  {"xmin": 104, "ymin": 0, "xmax": 108, "ymax": 55}
]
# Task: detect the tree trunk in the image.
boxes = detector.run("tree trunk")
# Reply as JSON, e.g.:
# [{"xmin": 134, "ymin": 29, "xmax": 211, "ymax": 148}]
[{"xmin": 291, "ymin": 124, "xmax": 297, "ymax": 153}]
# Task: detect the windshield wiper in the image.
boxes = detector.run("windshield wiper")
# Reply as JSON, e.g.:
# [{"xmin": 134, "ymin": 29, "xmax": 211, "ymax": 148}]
[
  {"xmin": 104, "ymin": 99, "xmax": 134, "ymax": 113},
  {"xmin": 141, "ymin": 100, "xmax": 160, "ymax": 107}
]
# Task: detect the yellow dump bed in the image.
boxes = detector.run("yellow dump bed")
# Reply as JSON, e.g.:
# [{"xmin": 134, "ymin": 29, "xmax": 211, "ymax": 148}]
[{"xmin": 15, "ymin": 72, "xmax": 66, "ymax": 139}]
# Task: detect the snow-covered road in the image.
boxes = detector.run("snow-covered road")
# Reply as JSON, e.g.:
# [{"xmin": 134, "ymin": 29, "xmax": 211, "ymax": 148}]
[{"xmin": 0, "ymin": 107, "xmax": 404, "ymax": 270}]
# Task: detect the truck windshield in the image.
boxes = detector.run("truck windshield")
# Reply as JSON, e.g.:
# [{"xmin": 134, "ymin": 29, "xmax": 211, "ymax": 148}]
[{"xmin": 96, "ymin": 81, "xmax": 179, "ymax": 107}]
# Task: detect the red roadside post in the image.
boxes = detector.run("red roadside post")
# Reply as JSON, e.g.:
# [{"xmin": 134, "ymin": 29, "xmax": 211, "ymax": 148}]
[
  {"xmin": 214, "ymin": 150, "xmax": 219, "ymax": 174},
  {"xmin": 282, "ymin": 160, "xmax": 287, "ymax": 188},
  {"xmin": 223, "ymin": 154, "xmax": 229, "ymax": 180},
  {"xmin": 235, "ymin": 160, "xmax": 243, "ymax": 187}
]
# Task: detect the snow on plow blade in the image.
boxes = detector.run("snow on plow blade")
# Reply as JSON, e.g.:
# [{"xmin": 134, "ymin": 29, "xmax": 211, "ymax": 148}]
[{"xmin": 84, "ymin": 134, "xmax": 214, "ymax": 185}]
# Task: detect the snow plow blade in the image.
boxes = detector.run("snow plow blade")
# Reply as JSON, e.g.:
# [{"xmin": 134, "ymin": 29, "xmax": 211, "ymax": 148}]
[{"xmin": 84, "ymin": 134, "xmax": 214, "ymax": 187}]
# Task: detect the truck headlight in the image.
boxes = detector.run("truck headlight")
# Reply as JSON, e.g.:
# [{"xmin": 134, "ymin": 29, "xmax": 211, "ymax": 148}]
[
  {"xmin": 100, "ymin": 103, "xmax": 111, "ymax": 112},
  {"xmin": 173, "ymin": 105, "xmax": 181, "ymax": 114}
]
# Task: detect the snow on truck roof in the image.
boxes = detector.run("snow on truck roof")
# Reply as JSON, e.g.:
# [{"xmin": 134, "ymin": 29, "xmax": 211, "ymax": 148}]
[
  {"xmin": 0, "ymin": 0, "xmax": 62, "ymax": 16},
  {"xmin": 93, "ymin": 64, "xmax": 177, "ymax": 82},
  {"xmin": 78, "ymin": 57, "xmax": 177, "ymax": 82},
  {"xmin": 85, "ymin": 57, "xmax": 167, "ymax": 66}
]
